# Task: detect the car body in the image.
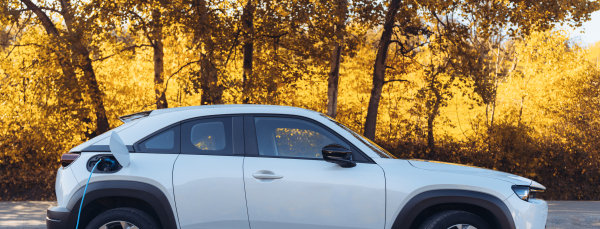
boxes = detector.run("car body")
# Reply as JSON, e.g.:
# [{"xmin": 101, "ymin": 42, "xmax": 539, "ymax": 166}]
[{"xmin": 47, "ymin": 105, "xmax": 548, "ymax": 229}]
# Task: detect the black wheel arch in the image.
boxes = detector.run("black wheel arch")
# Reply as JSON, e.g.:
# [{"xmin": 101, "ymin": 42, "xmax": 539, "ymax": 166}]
[
  {"xmin": 65, "ymin": 180, "xmax": 178, "ymax": 229},
  {"xmin": 391, "ymin": 189, "xmax": 516, "ymax": 229}
]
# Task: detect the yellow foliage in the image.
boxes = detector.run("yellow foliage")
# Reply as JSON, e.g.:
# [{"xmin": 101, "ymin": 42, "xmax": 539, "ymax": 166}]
[{"xmin": 2, "ymin": 11, "xmax": 600, "ymax": 200}]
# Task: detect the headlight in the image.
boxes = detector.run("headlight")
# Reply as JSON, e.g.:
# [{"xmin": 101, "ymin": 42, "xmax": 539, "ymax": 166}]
[{"xmin": 512, "ymin": 185, "xmax": 544, "ymax": 201}]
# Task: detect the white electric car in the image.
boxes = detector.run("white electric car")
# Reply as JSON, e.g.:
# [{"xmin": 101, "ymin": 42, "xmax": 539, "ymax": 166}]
[{"xmin": 48, "ymin": 105, "xmax": 548, "ymax": 229}]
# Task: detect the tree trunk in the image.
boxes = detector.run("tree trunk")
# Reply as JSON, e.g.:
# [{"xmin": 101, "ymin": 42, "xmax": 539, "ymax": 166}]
[
  {"xmin": 152, "ymin": 9, "xmax": 168, "ymax": 109},
  {"xmin": 197, "ymin": 0, "xmax": 223, "ymax": 105},
  {"xmin": 363, "ymin": 0, "xmax": 402, "ymax": 140},
  {"xmin": 78, "ymin": 46, "xmax": 111, "ymax": 135},
  {"xmin": 242, "ymin": 0, "xmax": 254, "ymax": 104},
  {"xmin": 326, "ymin": 0, "xmax": 348, "ymax": 118},
  {"xmin": 327, "ymin": 45, "xmax": 342, "ymax": 118},
  {"xmin": 427, "ymin": 80, "xmax": 442, "ymax": 159},
  {"xmin": 200, "ymin": 61, "xmax": 223, "ymax": 105}
]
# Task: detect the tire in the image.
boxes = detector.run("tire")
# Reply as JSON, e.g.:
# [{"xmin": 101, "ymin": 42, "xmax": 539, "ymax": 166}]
[
  {"xmin": 85, "ymin": 207, "xmax": 160, "ymax": 229},
  {"xmin": 418, "ymin": 210, "xmax": 491, "ymax": 229}
]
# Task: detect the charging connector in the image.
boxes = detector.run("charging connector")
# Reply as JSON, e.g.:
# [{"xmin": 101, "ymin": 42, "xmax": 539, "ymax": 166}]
[{"xmin": 86, "ymin": 155, "xmax": 122, "ymax": 173}]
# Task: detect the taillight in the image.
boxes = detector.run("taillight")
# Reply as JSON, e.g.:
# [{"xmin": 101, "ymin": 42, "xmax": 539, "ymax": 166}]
[{"xmin": 61, "ymin": 153, "xmax": 80, "ymax": 167}]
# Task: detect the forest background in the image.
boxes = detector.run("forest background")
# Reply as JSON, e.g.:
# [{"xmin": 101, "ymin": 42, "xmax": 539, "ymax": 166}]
[{"xmin": 1, "ymin": 0, "xmax": 600, "ymax": 201}]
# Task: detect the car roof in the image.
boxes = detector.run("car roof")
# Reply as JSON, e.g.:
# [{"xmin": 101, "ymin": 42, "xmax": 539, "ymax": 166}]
[
  {"xmin": 149, "ymin": 104, "xmax": 318, "ymax": 117},
  {"xmin": 70, "ymin": 104, "xmax": 383, "ymax": 159}
]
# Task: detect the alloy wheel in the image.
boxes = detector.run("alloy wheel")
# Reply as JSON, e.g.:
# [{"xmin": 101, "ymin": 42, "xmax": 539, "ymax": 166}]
[
  {"xmin": 447, "ymin": 224, "xmax": 478, "ymax": 229},
  {"xmin": 98, "ymin": 220, "xmax": 139, "ymax": 229}
]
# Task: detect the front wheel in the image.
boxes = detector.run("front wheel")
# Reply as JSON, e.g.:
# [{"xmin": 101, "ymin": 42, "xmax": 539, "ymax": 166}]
[
  {"xmin": 85, "ymin": 207, "xmax": 160, "ymax": 229},
  {"xmin": 418, "ymin": 210, "xmax": 491, "ymax": 229}
]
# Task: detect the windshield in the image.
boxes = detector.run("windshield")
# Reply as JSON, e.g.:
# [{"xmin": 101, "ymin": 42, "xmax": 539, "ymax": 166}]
[{"xmin": 320, "ymin": 114, "xmax": 397, "ymax": 159}]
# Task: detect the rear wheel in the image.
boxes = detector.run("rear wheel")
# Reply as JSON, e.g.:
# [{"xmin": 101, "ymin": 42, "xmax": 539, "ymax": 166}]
[
  {"xmin": 85, "ymin": 207, "xmax": 160, "ymax": 229},
  {"xmin": 418, "ymin": 210, "xmax": 491, "ymax": 229}
]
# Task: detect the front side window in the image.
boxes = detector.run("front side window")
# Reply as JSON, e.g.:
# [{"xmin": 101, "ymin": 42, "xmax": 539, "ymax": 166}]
[
  {"xmin": 320, "ymin": 114, "xmax": 396, "ymax": 159},
  {"xmin": 182, "ymin": 117, "xmax": 233, "ymax": 155},
  {"xmin": 254, "ymin": 117, "xmax": 350, "ymax": 159}
]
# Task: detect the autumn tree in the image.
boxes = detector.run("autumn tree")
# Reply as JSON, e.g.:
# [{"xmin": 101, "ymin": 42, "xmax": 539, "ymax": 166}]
[
  {"xmin": 1, "ymin": 0, "xmax": 113, "ymax": 136},
  {"xmin": 325, "ymin": 0, "xmax": 382, "ymax": 118},
  {"xmin": 94, "ymin": 0, "xmax": 175, "ymax": 109},
  {"xmin": 241, "ymin": 0, "xmax": 255, "ymax": 103},
  {"xmin": 362, "ymin": 0, "xmax": 600, "ymax": 140},
  {"xmin": 170, "ymin": 0, "xmax": 244, "ymax": 105},
  {"xmin": 325, "ymin": 0, "xmax": 348, "ymax": 118},
  {"xmin": 417, "ymin": 43, "xmax": 453, "ymax": 157},
  {"xmin": 363, "ymin": 0, "xmax": 428, "ymax": 140}
]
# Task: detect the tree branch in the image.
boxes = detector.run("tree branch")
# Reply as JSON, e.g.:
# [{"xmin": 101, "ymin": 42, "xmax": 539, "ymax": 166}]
[
  {"xmin": 224, "ymin": 29, "xmax": 242, "ymax": 66},
  {"xmin": 92, "ymin": 44, "xmax": 153, "ymax": 62},
  {"xmin": 8, "ymin": 9, "xmax": 32, "ymax": 13},
  {"xmin": 20, "ymin": 0, "xmax": 60, "ymax": 36},
  {"xmin": 0, "ymin": 43, "xmax": 45, "ymax": 47},
  {"xmin": 39, "ymin": 6, "xmax": 62, "ymax": 14},
  {"xmin": 158, "ymin": 58, "xmax": 206, "ymax": 100},
  {"xmin": 384, "ymin": 79, "xmax": 409, "ymax": 84},
  {"xmin": 126, "ymin": 10, "xmax": 155, "ymax": 47},
  {"xmin": 261, "ymin": 32, "xmax": 289, "ymax": 39}
]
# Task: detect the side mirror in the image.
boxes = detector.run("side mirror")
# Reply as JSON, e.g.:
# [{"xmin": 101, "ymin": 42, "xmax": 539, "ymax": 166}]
[{"xmin": 322, "ymin": 144, "xmax": 356, "ymax": 168}]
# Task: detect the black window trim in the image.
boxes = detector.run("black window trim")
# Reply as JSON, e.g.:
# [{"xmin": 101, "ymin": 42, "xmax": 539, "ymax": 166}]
[
  {"xmin": 243, "ymin": 114, "xmax": 375, "ymax": 163},
  {"xmin": 133, "ymin": 122, "xmax": 181, "ymax": 153},
  {"xmin": 81, "ymin": 145, "xmax": 135, "ymax": 153},
  {"xmin": 180, "ymin": 115, "xmax": 244, "ymax": 156}
]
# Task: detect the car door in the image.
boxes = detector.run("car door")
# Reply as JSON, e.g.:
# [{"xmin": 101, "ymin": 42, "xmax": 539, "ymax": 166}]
[
  {"xmin": 173, "ymin": 116, "xmax": 250, "ymax": 229},
  {"xmin": 243, "ymin": 115, "xmax": 386, "ymax": 229}
]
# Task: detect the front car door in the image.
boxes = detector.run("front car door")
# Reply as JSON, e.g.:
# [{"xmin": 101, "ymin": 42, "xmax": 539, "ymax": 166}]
[
  {"xmin": 173, "ymin": 116, "xmax": 249, "ymax": 229},
  {"xmin": 242, "ymin": 115, "xmax": 386, "ymax": 229}
]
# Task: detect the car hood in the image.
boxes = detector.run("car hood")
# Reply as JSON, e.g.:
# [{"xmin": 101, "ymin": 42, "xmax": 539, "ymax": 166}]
[{"xmin": 408, "ymin": 160, "xmax": 545, "ymax": 189}]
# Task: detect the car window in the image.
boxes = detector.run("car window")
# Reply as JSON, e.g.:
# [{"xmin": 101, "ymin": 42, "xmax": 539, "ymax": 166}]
[
  {"xmin": 182, "ymin": 117, "xmax": 233, "ymax": 155},
  {"xmin": 320, "ymin": 114, "xmax": 397, "ymax": 159},
  {"xmin": 146, "ymin": 130, "xmax": 174, "ymax": 149},
  {"xmin": 138, "ymin": 125, "xmax": 180, "ymax": 153},
  {"xmin": 254, "ymin": 117, "xmax": 350, "ymax": 159},
  {"xmin": 191, "ymin": 122, "xmax": 226, "ymax": 150}
]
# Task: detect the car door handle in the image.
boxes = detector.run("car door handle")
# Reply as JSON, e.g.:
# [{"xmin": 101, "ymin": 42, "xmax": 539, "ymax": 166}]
[{"xmin": 252, "ymin": 173, "xmax": 283, "ymax": 179}]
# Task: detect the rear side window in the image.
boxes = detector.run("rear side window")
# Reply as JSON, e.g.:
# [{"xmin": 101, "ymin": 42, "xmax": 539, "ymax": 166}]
[
  {"xmin": 182, "ymin": 117, "xmax": 234, "ymax": 155},
  {"xmin": 138, "ymin": 125, "xmax": 181, "ymax": 153},
  {"xmin": 190, "ymin": 122, "xmax": 226, "ymax": 150}
]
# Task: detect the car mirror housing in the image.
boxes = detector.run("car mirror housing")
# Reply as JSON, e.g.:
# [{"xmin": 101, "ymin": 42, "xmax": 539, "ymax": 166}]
[{"xmin": 322, "ymin": 144, "xmax": 356, "ymax": 168}]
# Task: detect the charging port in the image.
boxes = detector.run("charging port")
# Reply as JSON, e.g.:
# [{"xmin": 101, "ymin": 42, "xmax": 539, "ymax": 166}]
[{"xmin": 86, "ymin": 155, "xmax": 123, "ymax": 173}]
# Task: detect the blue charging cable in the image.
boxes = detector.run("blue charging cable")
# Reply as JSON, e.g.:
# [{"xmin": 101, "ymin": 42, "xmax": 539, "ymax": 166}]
[{"xmin": 75, "ymin": 158, "xmax": 109, "ymax": 229}]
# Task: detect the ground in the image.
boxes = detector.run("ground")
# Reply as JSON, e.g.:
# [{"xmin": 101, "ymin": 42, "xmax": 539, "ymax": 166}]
[{"xmin": 0, "ymin": 201, "xmax": 598, "ymax": 228}]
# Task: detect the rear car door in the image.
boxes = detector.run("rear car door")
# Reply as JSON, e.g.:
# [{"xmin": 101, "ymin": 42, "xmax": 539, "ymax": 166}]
[
  {"xmin": 242, "ymin": 115, "xmax": 386, "ymax": 229},
  {"xmin": 172, "ymin": 116, "xmax": 249, "ymax": 229}
]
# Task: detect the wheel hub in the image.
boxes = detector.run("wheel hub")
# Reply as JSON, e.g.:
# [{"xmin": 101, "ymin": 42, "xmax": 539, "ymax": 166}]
[
  {"xmin": 98, "ymin": 220, "xmax": 139, "ymax": 229},
  {"xmin": 447, "ymin": 224, "xmax": 478, "ymax": 229}
]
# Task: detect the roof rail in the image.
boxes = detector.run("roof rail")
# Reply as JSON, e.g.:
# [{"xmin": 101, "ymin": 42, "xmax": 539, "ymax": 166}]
[{"xmin": 119, "ymin": 110, "xmax": 152, "ymax": 123}]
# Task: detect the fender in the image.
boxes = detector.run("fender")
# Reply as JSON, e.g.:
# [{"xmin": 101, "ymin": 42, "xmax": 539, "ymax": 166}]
[
  {"xmin": 65, "ymin": 180, "xmax": 178, "ymax": 229},
  {"xmin": 391, "ymin": 190, "xmax": 516, "ymax": 229}
]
